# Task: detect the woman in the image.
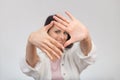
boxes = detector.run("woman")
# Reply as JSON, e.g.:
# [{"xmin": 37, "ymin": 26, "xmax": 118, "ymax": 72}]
[{"xmin": 20, "ymin": 11, "xmax": 96, "ymax": 80}]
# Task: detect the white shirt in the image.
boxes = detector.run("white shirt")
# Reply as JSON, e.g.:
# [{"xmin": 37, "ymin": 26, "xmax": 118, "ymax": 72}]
[{"xmin": 20, "ymin": 42, "xmax": 96, "ymax": 80}]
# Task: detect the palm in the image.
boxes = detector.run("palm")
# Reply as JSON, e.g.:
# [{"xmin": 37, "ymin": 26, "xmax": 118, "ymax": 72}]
[{"xmin": 53, "ymin": 11, "xmax": 88, "ymax": 47}]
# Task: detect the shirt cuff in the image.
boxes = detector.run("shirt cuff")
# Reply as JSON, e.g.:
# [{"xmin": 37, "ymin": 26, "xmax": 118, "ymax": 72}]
[{"xmin": 20, "ymin": 57, "xmax": 41, "ymax": 73}]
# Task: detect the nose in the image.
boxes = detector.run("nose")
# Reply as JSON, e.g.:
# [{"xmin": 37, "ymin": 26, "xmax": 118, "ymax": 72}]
[{"xmin": 59, "ymin": 33, "xmax": 65, "ymax": 40}]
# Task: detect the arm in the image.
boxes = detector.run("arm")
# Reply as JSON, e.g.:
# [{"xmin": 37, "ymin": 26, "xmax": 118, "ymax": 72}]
[
  {"xmin": 80, "ymin": 35, "xmax": 92, "ymax": 56},
  {"xmin": 26, "ymin": 41, "xmax": 39, "ymax": 68}
]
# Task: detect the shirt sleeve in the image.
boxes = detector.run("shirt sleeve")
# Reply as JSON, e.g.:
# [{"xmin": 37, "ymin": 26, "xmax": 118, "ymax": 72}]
[
  {"xmin": 20, "ymin": 53, "xmax": 43, "ymax": 79},
  {"xmin": 20, "ymin": 51, "xmax": 51, "ymax": 80},
  {"xmin": 75, "ymin": 41, "xmax": 96, "ymax": 64},
  {"xmin": 64, "ymin": 41, "xmax": 96, "ymax": 73}
]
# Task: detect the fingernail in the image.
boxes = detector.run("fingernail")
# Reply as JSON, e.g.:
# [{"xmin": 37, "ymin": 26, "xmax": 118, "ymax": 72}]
[
  {"xmin": 60, "ymin": 51, "xmax": 63, "ymax": 56},
  {"xmin": 58, "ymin": 57, "xmax": 60, "ymax": 59},
  {"xmin": 53, "ymin": 16, "xmax": 56, "ymax": 18},
  {"xmin": 51, "ymin": 57, "xmax": 53, "ymax": 60},
  {"xmin": 57, "ymin": 55, "xmax": 60, "ymax": 59},
  {"xmin": 62, "ymin": 47, "xmax": 64, "ymax": 51}
]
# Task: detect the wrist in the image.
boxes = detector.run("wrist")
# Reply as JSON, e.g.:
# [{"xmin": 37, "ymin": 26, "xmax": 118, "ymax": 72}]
[{"xmin": 80, "ymin": 34, "xmax": 92, "ymax": 56}]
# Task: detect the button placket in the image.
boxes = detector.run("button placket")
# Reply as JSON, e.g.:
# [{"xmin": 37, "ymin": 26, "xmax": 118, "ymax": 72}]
[{"xmin": 63, "ymin": 73, "xmax": 66, "ymax": 76}]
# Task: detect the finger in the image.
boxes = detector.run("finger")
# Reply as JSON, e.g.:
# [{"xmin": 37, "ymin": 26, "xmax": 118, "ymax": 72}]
[
  {"xmin": 55, "ymin": 14, "xmax": 70, "ymax": 23},
  {"xmin": 64, "ymin": 39, "xmax": 73, "ymax": 48},
  {"xmin": 65, "ymin": 11, "xmax": 75, "ymax": 20},
  {"xmin": 40, "ymin": 41, "xmax": 60, "ymax": 59},
  {"xmin": 44, "ymin": 41, "xmax": 61, "ymax": 59},
  {"xmin": 48, "ymin": 37, "xmax": 64, "ymax": 56},
  {"xmin": 48, "ymin": 34, "xmax": 64, "ymax": 50},
  {"xmin": 40, "ymin": 47, "xmax": 53, "ymax": 60},
  {"xmin": 51, "ymin": 52, "xmax": 58, "ymax": 62},
  {"xmin": 53, "ymin": 21, "xmax": 68, "ymax": 32},
  {"xmin": 53, "ymin": 16, "xmax": 69, "ymax": 27},
  {"xmin": 40, "ymin": 47, "xmax": 57, "ymax": 61},
  {"xmin": 45, "ymin": 21, "xmax": 54, "ymax": 31}
]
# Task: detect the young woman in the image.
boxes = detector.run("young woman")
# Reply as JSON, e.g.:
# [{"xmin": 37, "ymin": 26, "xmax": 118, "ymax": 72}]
[{"xmin": 20, "ymin": 11, "xmax": 96, "ymax": 80}]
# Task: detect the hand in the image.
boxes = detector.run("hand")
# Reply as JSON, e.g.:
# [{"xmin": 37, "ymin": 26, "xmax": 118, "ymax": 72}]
[
  {"xmin": 28, "ymin": 21, "xmax": 64, "ymax": 61},
  {"xmin": 53, "ymin": 11, "xmax": 89, "ymax": 47}
]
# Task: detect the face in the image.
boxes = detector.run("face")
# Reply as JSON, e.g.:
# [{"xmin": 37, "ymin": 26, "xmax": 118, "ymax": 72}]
[{"xmin": 48, "ymin": 25, "xmax": 68, "ymax": 45}]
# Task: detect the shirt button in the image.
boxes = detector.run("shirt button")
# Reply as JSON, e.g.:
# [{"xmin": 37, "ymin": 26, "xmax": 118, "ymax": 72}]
[
  {"xmin": 63, "ymin": 73, "xmax": 66, "ymax": 75},
  {"xmin": 62, "ymin": 64, "xmax": 64, "ymax": 66}
]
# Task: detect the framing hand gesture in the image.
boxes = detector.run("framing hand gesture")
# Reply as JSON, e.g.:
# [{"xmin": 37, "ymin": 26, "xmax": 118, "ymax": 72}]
[{"xmin": 53, "ymin": 11, "xmax": 89, "ymax": 47}]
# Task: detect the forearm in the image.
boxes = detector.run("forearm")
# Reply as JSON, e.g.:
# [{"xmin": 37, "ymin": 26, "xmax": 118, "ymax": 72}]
[
  {"xmin": 26, "ymin": 42, "xmax": 39, "ymax": 68},
  {"xmin": 80, "ymin": 35, "xmax": 92, "ymax": 56}
]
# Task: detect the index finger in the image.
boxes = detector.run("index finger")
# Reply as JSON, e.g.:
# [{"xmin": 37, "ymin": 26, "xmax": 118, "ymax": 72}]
[
  {"xmin": 48, "ymin": 36, "xmax": 64, "ymax": 51},
  {"xmin": 55, "ymin": 14, "xmax": 70, "ymax": 23},
  {"xmin": 65, "ymin": 11, "xmax": 75, "ymax": 20}
]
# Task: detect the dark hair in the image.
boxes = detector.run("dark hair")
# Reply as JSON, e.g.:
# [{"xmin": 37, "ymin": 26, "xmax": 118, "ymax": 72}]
[{"xmin": 44, "ymin": 15, "xmax": 73, "ymax": 49}]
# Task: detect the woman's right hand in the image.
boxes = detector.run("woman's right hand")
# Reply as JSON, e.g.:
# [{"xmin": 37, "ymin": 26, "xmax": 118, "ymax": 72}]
[{"xmin": 28, "ymin": 21, "xmax": 64, "ymax": 61}]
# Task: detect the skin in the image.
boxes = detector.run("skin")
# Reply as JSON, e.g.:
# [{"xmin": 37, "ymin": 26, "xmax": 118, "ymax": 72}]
[
  {"xmin": 26, "ymin": 22, "xmax": 64, "ymax": 67},
  {"xmin": 53, "ymin": 11, "xmax": 92, "ymax": 55},
  {"xmin": 26, "ymin": 11, "xmax": 92, "ymax": 68},
  {"xmin": 48, "ymin": 25, "xmax": 68, "ymax": 60}
]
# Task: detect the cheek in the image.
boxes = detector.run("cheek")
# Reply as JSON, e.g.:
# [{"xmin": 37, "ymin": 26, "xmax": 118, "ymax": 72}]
[{"xmin": 48, "ymin": 31, "xmax": 58, "ymax": 39}]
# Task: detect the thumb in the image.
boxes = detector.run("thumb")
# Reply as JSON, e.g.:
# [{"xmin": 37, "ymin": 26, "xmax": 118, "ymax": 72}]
[
  {"xmin": 64, "ymin": 39, "xmax": 73, "ymax": 48},
  {"xmin": 45, "ymin": 21, "xmax": 54, "ymax": 31}
]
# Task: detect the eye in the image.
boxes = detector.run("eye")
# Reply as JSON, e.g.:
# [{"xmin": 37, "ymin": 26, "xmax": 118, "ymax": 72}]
[
  {"xmin": 55, "ymin": 30, "xmax": 61, "ymax": 33},
  {"xmin": 64, "ymin": 32, "xmax": 68, "ymax": 35}
]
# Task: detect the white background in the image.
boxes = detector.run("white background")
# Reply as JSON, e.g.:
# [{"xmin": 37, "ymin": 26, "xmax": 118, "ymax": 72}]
[{"xmin": 0, "ymin": 0, "xmax": 120, "ymax": 80}]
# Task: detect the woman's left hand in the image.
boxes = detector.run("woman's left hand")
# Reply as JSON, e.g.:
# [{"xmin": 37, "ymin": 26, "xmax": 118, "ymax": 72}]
[{"xmin": 53, "ymin": 11, "xmax": 89, "ymax": 47}]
